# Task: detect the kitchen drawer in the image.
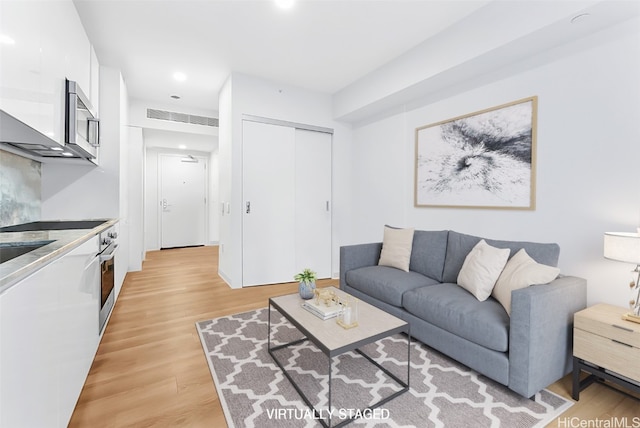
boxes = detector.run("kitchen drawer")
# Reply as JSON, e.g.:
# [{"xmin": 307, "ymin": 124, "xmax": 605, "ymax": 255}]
[
  {"xmin": 574, "ymin": 328, "xmax": 640, "ymax": 382},
  {"xmin": 574, "ymin": 304, "xmax": 640, "ymax": 348}
]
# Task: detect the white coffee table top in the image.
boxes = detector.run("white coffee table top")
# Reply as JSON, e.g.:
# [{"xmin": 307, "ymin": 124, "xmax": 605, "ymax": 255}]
[{"xmin": 269, "ymin": 286, "xmax": 408, "ymax": 356}]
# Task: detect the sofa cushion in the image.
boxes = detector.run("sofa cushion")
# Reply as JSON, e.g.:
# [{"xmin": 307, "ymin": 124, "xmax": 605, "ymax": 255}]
[
  {"xmin": 457, "ymin": 239, "xmax": 510, "ymax": 301},
  {"xmin": 442, "ymin": 231, "xmax": 560, "ymax": 283},
  {"xmin": 408, "ymin": 230, "xmax": 449, "ymax": 282},
  {"xmin": 346, "ymin": 266, "xmax": 438, "ymax": 307},
  {"xmin": 403, "ymin": 283, "xmax": 510, "ymax": 352},
  {"xmin": 492, "ymin": 248, "xmax": 561, "ymax": 315},
  {"xmin": 378, "ymin": 226, "xmax": 414, "ymax": 272}
]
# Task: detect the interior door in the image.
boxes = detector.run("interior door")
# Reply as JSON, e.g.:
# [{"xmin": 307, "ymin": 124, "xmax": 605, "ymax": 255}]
[
  {"xmin": 295, "ymin": 129, "xmax": 332, "ymax": 278},
  {"xmin": 159, "ymin": 154, "xmax": 207, "ymax": 249},
  {"xmin": 242, "ymin": 120, "xmax": 295, "ymax": 286}
]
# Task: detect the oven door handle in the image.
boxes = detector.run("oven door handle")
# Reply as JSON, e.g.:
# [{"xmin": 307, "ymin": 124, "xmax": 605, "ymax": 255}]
[{"xmin": 100, "ymin": 244, "xmax": 119, "ymax": 262}]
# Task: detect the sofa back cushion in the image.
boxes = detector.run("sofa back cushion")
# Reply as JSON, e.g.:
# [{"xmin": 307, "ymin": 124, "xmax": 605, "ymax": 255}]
[
  {"xmin": 442, "ymin": 231, "xmax": 560, "ymax": 284},
  {"xmin": 409, "ymin": 230, "xmax": 449, "ymax": 282}
]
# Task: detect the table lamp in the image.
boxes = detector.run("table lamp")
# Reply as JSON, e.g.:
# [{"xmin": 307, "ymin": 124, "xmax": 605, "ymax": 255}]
[{"xmin": 604, "ymin": 231, "xmax": 640, "ymax": 323}]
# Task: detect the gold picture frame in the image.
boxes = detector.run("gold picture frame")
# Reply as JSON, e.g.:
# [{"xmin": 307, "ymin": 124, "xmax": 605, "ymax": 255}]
[{"xmin": 414, "ymin": 96, "xmax": 537, "ymax": 210}]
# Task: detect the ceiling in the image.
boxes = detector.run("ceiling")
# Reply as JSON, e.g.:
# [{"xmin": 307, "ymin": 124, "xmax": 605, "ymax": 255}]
[
  {"xmin": 73, "ymin": 0, "xmax": 491, "ymax": 114},
  {"xmin": 72, "ymin": 0, "xmax": 639, "ymax": 152}
]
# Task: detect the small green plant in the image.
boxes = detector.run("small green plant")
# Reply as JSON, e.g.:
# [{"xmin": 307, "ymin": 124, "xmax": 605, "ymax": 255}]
[{"xmin": 294, "ymin": 268, "xmax": 317, "ymax": 283}]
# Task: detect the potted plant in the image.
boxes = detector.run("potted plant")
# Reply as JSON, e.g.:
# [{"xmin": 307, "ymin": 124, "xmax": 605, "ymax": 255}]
[{"xmin": 294, "ymin": 268, "xmax": 317, "ymax": 300}]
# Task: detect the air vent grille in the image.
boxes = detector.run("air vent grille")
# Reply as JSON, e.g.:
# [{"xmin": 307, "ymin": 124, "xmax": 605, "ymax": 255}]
[{"xmin": 146, "ymin": 109, "xmax": 218, "ymax": 127}]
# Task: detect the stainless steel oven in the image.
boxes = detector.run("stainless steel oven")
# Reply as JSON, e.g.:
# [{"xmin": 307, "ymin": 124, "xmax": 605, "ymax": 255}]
[{"xmin": 98, "ymin": 227, "xmax": 118, "ymax": 333}]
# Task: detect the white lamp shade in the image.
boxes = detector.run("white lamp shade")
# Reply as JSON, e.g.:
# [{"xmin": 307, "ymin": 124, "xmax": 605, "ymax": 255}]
[{"xmin": 604, "ymin": 232, "xmax": 640, "ymax": 264}]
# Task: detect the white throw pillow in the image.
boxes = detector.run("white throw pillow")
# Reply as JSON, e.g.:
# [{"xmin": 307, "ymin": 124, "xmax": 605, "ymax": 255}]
[
  {"xmin": 457, "ymin": 240, "xmax": 510, "ymax": 301},
  {"xmin": 378, "ymin": 226, "xmax": 415, "ymax": 272},
  {"xmin": 492, "ymin": 248, "xmax": 560, "ymax": 315}
]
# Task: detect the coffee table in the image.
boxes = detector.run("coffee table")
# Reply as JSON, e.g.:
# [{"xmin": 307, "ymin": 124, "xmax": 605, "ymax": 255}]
[{"xmin": 268, "ymin": 286, "xmax": 410, "ymax": 428}]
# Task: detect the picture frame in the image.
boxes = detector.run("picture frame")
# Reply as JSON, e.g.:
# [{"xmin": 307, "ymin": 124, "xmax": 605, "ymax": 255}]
[{"xmin": 414, "ymin": 96, "xmax": 537, "ymax": 210}]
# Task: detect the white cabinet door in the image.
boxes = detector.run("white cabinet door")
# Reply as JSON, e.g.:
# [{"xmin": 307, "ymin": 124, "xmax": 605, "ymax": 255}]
[
  {"xmin": 0, "ymin": 237, "xmax": 100, "ymax": 428},
  {"xmin": 294, "ymin": 129, "xmax": 332, "ymax": 278},
  {"xmin": 242, "ymin": 120, "xmax": 296, "ymax": 286},
  {"xmin": 0, "ymin": 257, "xmax": 60, "ymax": 427},
  {"xmin": 57, "ymin": 237, "xmax": 100, "ymax": 426},
  {"xmin": 90, "ymin": 45, "xmax": 100, "ymax": 112},
  {"xmin": 0, "ymin": 2, "xmax": 45, "ymax": 134},
  {"xmin": 0, "ymin": 0, "xmax": 92, "ymax": 144},
  {"xmin": 39, "ymin": 0, "xmax": 91, "ymax": 144}
]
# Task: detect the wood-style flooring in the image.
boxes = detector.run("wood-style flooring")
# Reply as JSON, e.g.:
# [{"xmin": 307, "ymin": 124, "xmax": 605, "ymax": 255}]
[{"xmin": 69, "ymin": 246, "xmax": 639, "ymax": 427}]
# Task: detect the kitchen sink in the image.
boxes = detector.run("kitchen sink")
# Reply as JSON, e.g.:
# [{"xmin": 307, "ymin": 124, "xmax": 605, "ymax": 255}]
[
  {"xmin": 0, "ymin": 220, "xmax": 107, "ymax": 232},
  {"xmin": 0, "ymin": 240, "xmax": 55, "ymax": 264}
]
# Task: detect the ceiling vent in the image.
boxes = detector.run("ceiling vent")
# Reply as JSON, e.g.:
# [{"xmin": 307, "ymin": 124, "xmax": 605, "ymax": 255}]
[{"xmin": 146, "ymin": 109, "xmax": 218, "ymax": 127}]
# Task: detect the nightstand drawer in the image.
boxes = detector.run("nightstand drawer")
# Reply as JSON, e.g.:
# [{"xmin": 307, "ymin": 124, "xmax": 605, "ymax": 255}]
[
  {"xmin": 574, "ymin": 305, "xmax": 640, "ymax": 348},
  {"xmin": 574, "ymin": 329, "xmax": 640, "ymax": 382}
]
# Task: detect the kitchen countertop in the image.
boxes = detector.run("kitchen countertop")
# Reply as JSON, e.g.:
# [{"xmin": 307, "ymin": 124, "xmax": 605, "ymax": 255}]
[{"xmin": 0, "ymin": 219, "xmax": 119, "ymax": 295}]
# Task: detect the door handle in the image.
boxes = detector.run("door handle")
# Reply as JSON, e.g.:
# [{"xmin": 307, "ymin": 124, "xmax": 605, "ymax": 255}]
[{"xmin": 246, "ymin": 201, "xmax": 251, "ymax": 214}]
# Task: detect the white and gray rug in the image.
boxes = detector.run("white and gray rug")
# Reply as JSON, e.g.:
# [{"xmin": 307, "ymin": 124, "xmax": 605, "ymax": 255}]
[{"xmin": 196, "ymin": 308, "xmax": 572, "ymax": 428}]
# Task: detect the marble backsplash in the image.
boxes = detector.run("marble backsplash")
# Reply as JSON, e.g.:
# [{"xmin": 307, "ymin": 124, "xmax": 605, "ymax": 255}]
[{"xmin": 0, "ymin": 150, "xmax": 41, "ymax": 227}]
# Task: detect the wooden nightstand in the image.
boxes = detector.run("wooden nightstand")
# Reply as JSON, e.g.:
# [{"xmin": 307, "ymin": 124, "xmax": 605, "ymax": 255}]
[{"xmin": 572, "ymin": 303, "xmax": 640, "ymax": 400}]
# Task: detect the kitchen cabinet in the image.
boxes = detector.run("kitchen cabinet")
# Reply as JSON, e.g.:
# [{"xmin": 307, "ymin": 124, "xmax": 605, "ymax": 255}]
[
  {"xmin": 0, "ymin": 236, "xmax": 100, "ymax": 427},
  {"xmin": 0, "ymin": 0, "xmax": 92, "ymax": 145},
  {"xmin": 90, "ymin": 45, "xmax": 100, "ymax": 116}
]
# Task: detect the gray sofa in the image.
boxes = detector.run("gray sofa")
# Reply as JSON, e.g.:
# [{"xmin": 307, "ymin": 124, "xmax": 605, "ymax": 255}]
[{"xmin": 339, "ymin": 230, "xmax": 587, "ymax": 398}]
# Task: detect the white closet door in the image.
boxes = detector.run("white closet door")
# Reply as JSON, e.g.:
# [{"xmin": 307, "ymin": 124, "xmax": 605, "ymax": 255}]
[
  {"xmin": 295, "ymin": 129, "xmax": 332, "ymax": 278},
  {"xmin": 242, "ymin": 121, "xmax": 296, "ymax": 286}
]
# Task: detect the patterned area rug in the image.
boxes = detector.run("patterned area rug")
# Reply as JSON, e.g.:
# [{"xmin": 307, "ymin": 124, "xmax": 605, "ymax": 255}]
[{"xmin": 196, "ymin": 308, "xmax": 572, "ymax": 428}]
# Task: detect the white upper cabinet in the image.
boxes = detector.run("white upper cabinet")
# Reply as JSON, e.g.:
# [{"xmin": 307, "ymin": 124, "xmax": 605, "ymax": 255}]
[
  {"xmin": 90, "ymin": 45, "xmax": 100, "ymax": 115},
  {"xmin": 0, "ymin": 0, "xmax": 93, "ymax": 144},
  {"xmin": 0, "ymin": 2, "xmax": 44, "ymax": 136}
]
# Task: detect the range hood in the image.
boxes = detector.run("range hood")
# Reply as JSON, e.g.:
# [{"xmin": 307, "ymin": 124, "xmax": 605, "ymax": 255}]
[{"xmin": 0, "ymin": 109, "xmax": 92, "ymax": 160}]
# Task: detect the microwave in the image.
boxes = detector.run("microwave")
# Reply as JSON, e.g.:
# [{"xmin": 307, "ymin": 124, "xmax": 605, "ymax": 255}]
[{"xmin": 65, "ymin": 79, "xmax": 100, "ymax": 159}]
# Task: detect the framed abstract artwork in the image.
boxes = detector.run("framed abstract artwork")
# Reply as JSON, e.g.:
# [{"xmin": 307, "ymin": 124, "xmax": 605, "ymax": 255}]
[{"xmin": 414, "ymin": 96, "xmax": 537, "ymax": 210}]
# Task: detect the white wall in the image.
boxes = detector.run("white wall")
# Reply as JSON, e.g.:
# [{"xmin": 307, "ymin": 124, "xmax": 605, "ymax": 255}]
[
  {"xmin": 218, "ymin": 72, "xmax": 352, "ymax": 288},
  {"xmin": 129, "ymin": 98, "xmax": 218, "ymax": 137},
  {"xmin": 113, "ymin": 69, "xmax": 129, "ymax": 295},
  {"xmin": 41, "ymin": 66, "xmax": 130, "ymax": 292},
  {"xmin": 128, "ymin": 126, "xmax": 144, "ymax": 271},
  {"xmin": 348, "ymin": 17, "xmax": 640, "ymax": 307}
]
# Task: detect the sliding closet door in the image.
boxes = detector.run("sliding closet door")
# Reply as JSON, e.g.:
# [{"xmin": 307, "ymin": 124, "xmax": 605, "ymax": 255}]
[
  {"xmin": 294, "ymin": 129, "xmax": 332, "ymax": 278},
  {"xmin": 242, "ymin": 121, "xmax": 296, "ymax": 286}
]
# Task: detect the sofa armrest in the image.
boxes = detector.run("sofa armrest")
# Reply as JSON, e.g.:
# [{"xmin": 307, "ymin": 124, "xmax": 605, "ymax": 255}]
[
  {"xmin": 508, "ymin": 275, "xmax": 587, "ymax": 398},
  {"xmin": 339, "ymin": 243, "xmax": 382, "ymax": 290}
]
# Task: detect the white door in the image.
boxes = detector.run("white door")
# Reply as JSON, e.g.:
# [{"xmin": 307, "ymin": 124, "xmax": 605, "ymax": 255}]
[
  {"xmin": 295, "ymin": 129, "xmax": 332, "ymax": 278},
  {"xmin": 242, "ymin": 121, "xmax": 296, "ymax": 286},
  {"xmin": 159, "ymin": 154, "xmax": 207, "ymax": 249}
]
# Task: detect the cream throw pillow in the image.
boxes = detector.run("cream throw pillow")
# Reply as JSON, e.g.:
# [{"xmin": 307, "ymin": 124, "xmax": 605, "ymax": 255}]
[
  {"xmin": 493, "ymin": 248, "xmax": 560, "ymax": 315},
  {"xmin": 457, "ymin": 240, "xmax": 510, "ymax": 301},
  {"xmin": 378, "ymin": 226, "xmax": 414, "ymax": 272}
]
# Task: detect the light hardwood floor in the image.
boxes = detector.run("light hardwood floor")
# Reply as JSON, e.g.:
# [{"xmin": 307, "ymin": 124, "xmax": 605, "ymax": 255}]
[{"xmin": 70, "ymin": 246, "xmax": 639, "ymax": 427}]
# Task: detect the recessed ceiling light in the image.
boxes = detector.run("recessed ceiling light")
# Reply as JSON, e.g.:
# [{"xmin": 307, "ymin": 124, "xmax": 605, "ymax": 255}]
[
  {"xmin": 173, "ymin": 72, "xmax": 187, "ymax": 82},
  {"xmin": 178, "ymin": 144, "xmax": 187, "ymax": 150},
  {"xmin": 275, "ymin": 0, "xmax": 295, "ymax": 10},
  {"xmin": 61, "ymin": 152, "xmax": 74, "ymax": 157},
  {"xmin": 50, "ymin": 147, "xmax": 63, "ymax": 151}
]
